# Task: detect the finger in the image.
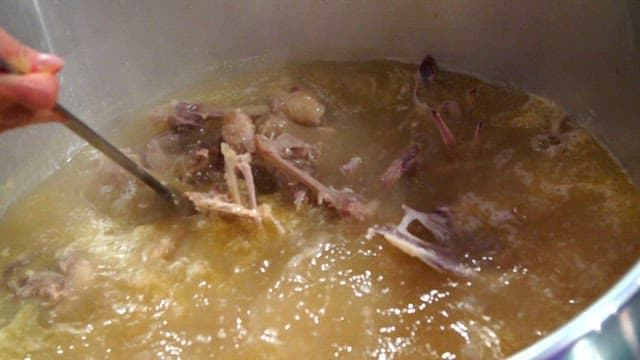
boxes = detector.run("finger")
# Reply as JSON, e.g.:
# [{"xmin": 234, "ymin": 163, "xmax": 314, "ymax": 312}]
[
  {"xmin": 0, "ymin": 103, "xmax": 66, "ymax": 133},
  {"xmin": 0, "ymin": 72, "xmax": 59, "ymax": 110},
  {"xmin": 0, "ymin": 27, "xmax": 63, "ymax": 73}
]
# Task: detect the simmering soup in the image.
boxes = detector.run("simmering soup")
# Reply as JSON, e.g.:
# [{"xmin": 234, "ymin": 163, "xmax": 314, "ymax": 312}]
[{"xmin": 0, "ymin": 59, "xmax": 639, "ymax": 359}]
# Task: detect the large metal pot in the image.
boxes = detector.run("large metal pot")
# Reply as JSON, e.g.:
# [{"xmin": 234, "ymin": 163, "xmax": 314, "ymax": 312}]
[{"xmin": 1, "ymin": 1, "xmax": 639, "ymax": 358}]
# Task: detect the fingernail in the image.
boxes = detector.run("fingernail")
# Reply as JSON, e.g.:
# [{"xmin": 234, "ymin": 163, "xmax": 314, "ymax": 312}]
[{"xmin": 33, "ymin": 53, "xmax": 64, "ymax": 73}]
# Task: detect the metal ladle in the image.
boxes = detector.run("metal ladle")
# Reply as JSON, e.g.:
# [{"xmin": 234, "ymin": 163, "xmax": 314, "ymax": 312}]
[{"xmin": 1, "ymin": 59, "xmax": 182, "ymax": 206}]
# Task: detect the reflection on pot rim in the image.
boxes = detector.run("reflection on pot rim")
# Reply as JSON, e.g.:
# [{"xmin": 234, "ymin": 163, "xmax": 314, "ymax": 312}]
[{"xmin": 512, "ymin": 260, "xmax": 640, "ymax": 359}]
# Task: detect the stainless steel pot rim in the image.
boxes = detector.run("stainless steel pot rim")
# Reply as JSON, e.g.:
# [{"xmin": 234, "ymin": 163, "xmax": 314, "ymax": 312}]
[
  {"xmin": 2, "ymin": 2, "xmax": 640, "ymax": 358},
  {"xmin": 511, "ymin": 259, "xmax": 640, "ymax": 359}
]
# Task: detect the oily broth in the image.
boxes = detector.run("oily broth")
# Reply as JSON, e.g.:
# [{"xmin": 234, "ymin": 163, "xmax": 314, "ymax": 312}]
[{"xmin": 0, "ymin": 60, "xmax": 639, "ymax": 359}]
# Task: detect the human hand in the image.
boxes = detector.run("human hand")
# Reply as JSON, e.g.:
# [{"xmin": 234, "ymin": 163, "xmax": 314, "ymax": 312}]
[{"xmin": 0, "ymin": 26, "xmax": 65, "ymax": 133}]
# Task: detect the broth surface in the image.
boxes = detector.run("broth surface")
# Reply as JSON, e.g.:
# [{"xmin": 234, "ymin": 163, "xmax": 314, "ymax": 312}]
[{"xmin": 0, "ymin": 60, "xmax": 639, "ymax": 359}]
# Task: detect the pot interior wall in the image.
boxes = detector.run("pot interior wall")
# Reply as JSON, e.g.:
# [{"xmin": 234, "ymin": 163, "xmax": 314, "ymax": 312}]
[{"xmin": 0, "ymin": 1, "xmax": 639, "ymax": 357}]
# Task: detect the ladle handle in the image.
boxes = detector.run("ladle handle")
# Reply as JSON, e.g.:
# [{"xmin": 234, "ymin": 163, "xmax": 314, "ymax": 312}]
[
  {"xmin": 0, "ymin": 58, "xmax": 177, "ymax": 203},
  {"xmin": 56, "ymin": 105, "xmax": 175, "ymax": 200}
]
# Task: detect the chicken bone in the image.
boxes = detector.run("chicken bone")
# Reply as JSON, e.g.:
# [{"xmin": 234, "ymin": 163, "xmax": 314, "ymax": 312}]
[
  {"xmin": 431, "ymin": 109, "xmax": 457, "ymax": 149},
  {"xmin": 379, "ymin": 144, "xmax": 420, "ymax": 188},
  {"xmin": 255, "ymin": 134, "xmax": 376, "ymax": 220},
  {"xmin": 366, "ymin": 205, "xmax": 474, "ymax": 277},
  {"xmin": 186, "ymin": 142, "xmax": 284, "ymax": 233},
  {"xmin": 185, "ymin": 191, "xmax": 284, "ymax": 234},
  {"xmin": 222, "ymin": 108, "xmax": 256, "ymax": 153}
]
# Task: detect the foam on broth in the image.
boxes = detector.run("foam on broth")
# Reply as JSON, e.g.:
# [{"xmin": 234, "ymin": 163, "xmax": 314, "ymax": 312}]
[{"xmin": 0, "ymin": 60, "xmax": 639, "ymax": 359}]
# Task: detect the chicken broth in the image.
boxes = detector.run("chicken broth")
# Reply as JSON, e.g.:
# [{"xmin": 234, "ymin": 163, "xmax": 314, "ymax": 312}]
[{"xmin": 1, "ymin": 60, "xmax": 639, "ymax": 359}]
